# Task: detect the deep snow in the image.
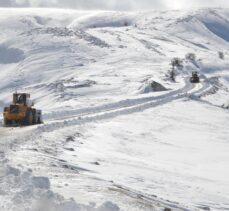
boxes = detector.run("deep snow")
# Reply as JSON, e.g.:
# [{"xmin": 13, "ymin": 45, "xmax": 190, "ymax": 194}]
[{"xmin": 0, "ymin": 8, "xmax": 229, "ymax": 211}]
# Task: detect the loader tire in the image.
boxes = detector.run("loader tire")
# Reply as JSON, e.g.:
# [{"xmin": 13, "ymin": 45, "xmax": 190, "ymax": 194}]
[
  {"xmin": 37, "ymin": 117, "xmax": 42, "ymax": 124},
  {"xmin": 21, "ymin": 109, "xmax": 33, "ymax": 126},
  {"xmin": 4, "ymin": 119, "xmax": 12, "ymax": 126},
  {"xmin": 32, "ymin": 109, "xmax": 36, "ymax": 125}
]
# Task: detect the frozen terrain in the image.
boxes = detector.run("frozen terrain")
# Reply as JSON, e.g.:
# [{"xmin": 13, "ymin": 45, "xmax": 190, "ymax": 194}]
[{"xmin": 0, "ymin": 8, "xmax": 229, "ymax": 211}]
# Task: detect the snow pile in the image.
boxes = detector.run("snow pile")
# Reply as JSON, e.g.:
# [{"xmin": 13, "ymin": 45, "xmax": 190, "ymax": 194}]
[
  {"xmin": 69, "ymin": 12, "xmax": 135, "ymax": 29},
  {"xmin": 0, "ymin": 162, "xmax": 120, "ymax": 211}
]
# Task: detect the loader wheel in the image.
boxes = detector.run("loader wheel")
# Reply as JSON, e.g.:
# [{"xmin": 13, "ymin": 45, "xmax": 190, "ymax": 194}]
[
  {"xmin": 32, "ymin": 110, "xmax": 36, "ymax": 125},
  {"xmin": 21, "ymin": 109, "xmax": 33, "ymax": 126},
  {"xmin": 37, "ymin": 117, "xmax": 41, "ymax": 124},
  {"xmin": 4, "ymin": 119, "xmax": 12, "ymax": 126}
]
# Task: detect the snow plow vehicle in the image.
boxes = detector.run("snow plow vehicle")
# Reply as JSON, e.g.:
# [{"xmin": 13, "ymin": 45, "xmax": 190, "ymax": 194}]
[
  {"xmin": 3, "ymin": 93, "xmax": 42, "ymax": 126},
  {"xmin": 190, "ymin": 71, "xmax": 200, "ymax": 83}
]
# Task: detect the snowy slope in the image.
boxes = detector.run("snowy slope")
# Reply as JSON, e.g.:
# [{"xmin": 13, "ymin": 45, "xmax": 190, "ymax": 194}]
[{"xmin": 0, "ymin": 8, "xmax": 229, "ymax": 211}]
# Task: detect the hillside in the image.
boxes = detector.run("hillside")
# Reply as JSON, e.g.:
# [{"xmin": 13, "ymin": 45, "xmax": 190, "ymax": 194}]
[{"xmin": 0, "ymin": 8, "xmax": 229, "ymax": 211}]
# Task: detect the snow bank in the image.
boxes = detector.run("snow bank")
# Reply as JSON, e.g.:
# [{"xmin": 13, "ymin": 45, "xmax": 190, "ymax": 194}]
[
  {"xmin": 68, "ymin": 12, "xmax": 135, "ymax": 29},
  {"xmin": 0, "ymin": 163, "xmax": 120, "ymax": 211}
]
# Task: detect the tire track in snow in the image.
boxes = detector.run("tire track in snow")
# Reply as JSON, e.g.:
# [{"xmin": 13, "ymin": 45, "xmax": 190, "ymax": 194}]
[
  {"xmin": 0, "ymin": 79, "xmax": 208, "ymax": 158},
  {"xmin": 0, "ymin": 78, "xmax": 209, "ymax": 150},
  {"xmin": 37, "ymin": 79, "xmax": 209, "ymax": 133},
  {"xmin": 2, "ymin": 79, "xmax": 211, "ymax": 211},
  {"xmin": 109, "ymin": 183, "xmax": 194, "ymax": 211},
  {"xmin": 44, "ymin": 78, "xmax": 195, "ymax": 122}
]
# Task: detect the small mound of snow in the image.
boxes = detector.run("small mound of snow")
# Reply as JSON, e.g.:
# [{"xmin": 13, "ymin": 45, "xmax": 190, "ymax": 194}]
[
  {"xmin": 0, "ymin": 45, "xmax": 25, "ymax": 64},
  {"xmin": 139, "ymin": 80, "xmax": 167, "ymax": 94},
  {"xmin": 0, "ymin": 162, "xmax": 120, "ymax": 211},
  {"xmin": 69, "ymin": 12, "xmax": 135, "ymax": 29}
]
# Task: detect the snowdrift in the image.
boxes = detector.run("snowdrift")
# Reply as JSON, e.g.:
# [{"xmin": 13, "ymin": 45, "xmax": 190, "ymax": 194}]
[
  {"xmin": 0, "ymin": 162, "xmax": 120, "ymax": 211},
  {"xmin": 68, "ymin": 12, "xmax": 135, "ymax": 29}
]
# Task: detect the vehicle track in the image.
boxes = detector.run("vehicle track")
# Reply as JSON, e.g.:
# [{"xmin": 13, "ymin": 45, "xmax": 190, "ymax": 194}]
[
  {"xmin": 39, "ymin": 78, "xmax": 209, "ymax": 133},
  {"xmin": 43, "ymin": 78, "xmax": 194, "ymax": 121},
  {"xmin": 1, "ymin": 78, "xmax": 211, "ymax": 211},
  {"xmin": 0, "ymin": 78, "xmax": 210, "ymax": 154},
  {"xmin": 109, "ymin": 183, "xmax": 194, "ymax": 211}
]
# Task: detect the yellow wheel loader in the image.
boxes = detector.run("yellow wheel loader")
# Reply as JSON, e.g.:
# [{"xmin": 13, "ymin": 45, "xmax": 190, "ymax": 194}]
[{"xmin": 3, "ymin": 93, "xmax": 42, "ymax": 126}]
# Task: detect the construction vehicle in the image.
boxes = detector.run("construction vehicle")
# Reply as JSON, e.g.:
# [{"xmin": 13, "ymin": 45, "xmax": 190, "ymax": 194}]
[
  {"xmin": 3, "ymin": 93, "xmax": 42, "ymax": 126},
  {"xmin": 190, "ymin": 71, "xmax": 200, "ymax": 83}
]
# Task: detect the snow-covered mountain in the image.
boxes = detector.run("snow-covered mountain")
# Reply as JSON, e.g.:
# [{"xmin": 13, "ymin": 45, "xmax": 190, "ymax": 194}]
[{"xmin": 0, "ymin": 8, "xmax": 229, "ymax": 211}]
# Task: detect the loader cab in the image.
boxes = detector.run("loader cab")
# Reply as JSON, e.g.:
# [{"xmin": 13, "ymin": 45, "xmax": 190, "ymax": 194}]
[
  {"xmin": 13, "ymin": 93, "xmax": 30, "ymax": 105},
  {"xmin": 190, "ymin": 72, "xmax": 200, "ymax": 83}
]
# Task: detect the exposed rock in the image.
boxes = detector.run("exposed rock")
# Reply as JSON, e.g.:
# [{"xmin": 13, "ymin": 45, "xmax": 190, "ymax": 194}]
[{"xmin": 140, "ymin": 80, "xmax": 167, "ymax": 94}]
